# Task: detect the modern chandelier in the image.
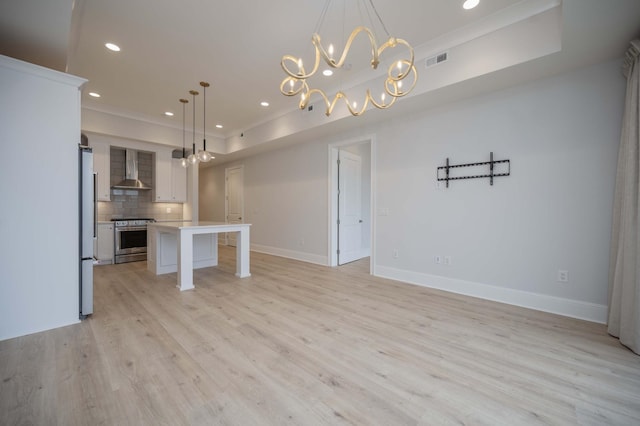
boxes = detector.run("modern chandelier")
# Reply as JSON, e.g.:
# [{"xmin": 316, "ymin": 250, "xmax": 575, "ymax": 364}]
[{"xmin": 280, "ymin": 0, "xmax": 417, "ymax": 117}]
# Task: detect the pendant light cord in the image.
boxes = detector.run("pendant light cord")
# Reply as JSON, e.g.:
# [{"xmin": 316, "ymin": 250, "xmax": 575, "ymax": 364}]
[
  {"xmin": 314, "ymin": 0, "xmax": 332, "ymax": 34},
  {"xmin": 190, "ymin": 90, "xmax": 198, "ymax": 154},
  {"xmin": 182, "ymin": 100, "xmax": 186, "ymax": 157},
  {"xmin": 202, "ymin": 82, "xmax": 207, "ymax": 151},
  {"xmin": 179, "ymin": 98, "xmax": 188, "ymax": 158},
  {"xmin": 368, "ymin": 0, "xmax": 390, "ymax": 38}
]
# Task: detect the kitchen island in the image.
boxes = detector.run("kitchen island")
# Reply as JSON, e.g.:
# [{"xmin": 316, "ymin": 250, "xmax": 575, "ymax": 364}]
[{"xmin": 147, "ymin": 221, "xmax": 251, "ymax": 291}]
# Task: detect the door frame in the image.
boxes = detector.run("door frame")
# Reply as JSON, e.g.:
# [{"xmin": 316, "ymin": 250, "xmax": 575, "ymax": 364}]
[
  {"xmin": 328, "ymin": 135, "xmax": 376, "ymax": 274},
  {"xmin": 224, "ymin": 164, "xmax": 244, "ymax": 246}
]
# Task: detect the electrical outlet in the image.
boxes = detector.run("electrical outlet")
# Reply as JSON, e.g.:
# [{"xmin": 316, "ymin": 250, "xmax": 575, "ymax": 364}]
[
  {"xmin": 557, "ymin": 270, "xmax": 569, "ymax": 282},
  {"xmin": 393, "ymin": 249, "xmax": 399, "ymax": 259},
  {"xmin": 434, "ymin": 255, "xmax": 442, "ymax": 264},
  {"xmin": 166, "ymin": 207, "xmax": 171, "ymax": 213},
  {"xmin": 444, "ymin": 256, "xmax": 452, "ymax": 265}
]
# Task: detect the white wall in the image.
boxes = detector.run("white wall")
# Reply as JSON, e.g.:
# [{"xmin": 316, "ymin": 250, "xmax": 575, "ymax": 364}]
[
  {"xmin": 208, "ymin": 141, "xmax": 329, "ymax": 264},
  {"xmin": 199, "ymin": 58, "xmax": 624, "ymax": 323},
  {"xmin": 199, "ymin": 165, "xmax": 226, "ymax": 221},
  {"xmin": 0, "ymin": 56, "xmax": 85, "ymax": 340},
  {"xmin": 373, "ymin": 58, "xmax": 624, "ymax": 322},
  {"xmin": 245, "ymin": 141, "xmax": 329, "ymax": 263}
]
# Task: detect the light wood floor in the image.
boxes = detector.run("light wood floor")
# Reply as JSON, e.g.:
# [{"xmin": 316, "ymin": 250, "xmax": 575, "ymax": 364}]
[{"xmin": 1, "ymin": 246, "xmax": 639, "ymax": 425}]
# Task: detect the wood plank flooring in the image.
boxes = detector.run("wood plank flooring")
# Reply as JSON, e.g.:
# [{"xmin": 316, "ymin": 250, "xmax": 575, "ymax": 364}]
[{"xmin": 1, "ymin": 246, "xmax": 639, "ymax": 425}]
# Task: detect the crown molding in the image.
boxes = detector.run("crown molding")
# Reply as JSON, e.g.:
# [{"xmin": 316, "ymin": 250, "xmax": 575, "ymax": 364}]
[{"xmin": 0, "ymin": 54, "xmax": 86, "ymax": 88}]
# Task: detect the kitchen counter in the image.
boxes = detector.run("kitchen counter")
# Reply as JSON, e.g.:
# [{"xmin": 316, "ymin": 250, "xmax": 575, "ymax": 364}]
[{"xmin": 147, "ymin": 221, "xmax": 251, "ymax": 291}]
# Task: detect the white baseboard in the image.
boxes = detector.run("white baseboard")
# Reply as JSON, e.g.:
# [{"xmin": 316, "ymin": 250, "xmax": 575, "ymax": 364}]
[
  {"xmin": 375, "ymin": 266, "xmax": 608, "ymax": 324},
  {"xmin": 251, "ymin": 244, "xmax": 328, "ymax": 266}
]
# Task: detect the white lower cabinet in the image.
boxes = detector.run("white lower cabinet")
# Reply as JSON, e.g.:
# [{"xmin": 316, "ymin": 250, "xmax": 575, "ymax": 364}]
[{"xmin": 95, "ymin": 223, "xmax": 114, "ymax": 265}]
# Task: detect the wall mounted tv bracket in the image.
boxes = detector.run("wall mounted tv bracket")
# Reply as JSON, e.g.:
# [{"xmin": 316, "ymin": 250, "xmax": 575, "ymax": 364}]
[{"xmin": 437, "ymin": 152, "xmax": 510, "ymax": 188}]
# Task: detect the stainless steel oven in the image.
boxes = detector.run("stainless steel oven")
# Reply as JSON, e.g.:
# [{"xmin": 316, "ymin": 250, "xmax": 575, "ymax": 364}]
[{"xmin": 113, "ymin": 218, "xmax": 155, "ymax": 264}]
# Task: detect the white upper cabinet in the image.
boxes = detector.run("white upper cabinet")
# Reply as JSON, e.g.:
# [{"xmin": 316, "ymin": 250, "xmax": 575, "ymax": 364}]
[
  {"xmin": 171, "ymin": 158, "xmax": 187, "ymax": 202},
  {"xmin": 154, "ymin": 152, "xmax": 171, "ymax": 202},
  {"xmin": 154, "ymin": 150, "xmax": 186, "ymax": 202},
  {"xmin": 92, "ymin": 141, "xmax": 111, "ymax": 201}
]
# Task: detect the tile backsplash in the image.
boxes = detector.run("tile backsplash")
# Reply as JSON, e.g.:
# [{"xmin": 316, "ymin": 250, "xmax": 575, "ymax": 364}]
[
  {"xmin": 96, "ymin": 148, "xmax": 184, "ymax": 222},
  {"xmin": 97, "ymin": 196, "xmax": 184, "ymax": 222}
]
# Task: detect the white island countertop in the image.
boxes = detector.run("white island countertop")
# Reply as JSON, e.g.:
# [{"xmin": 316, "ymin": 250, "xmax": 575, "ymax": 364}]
[
  {"xmin": 148, "ymin": 221, "xmax": 250, "ymax": 230},
  {"xmin": 147, "ymin": 221, "xmax": 251, "ymax": 291}
]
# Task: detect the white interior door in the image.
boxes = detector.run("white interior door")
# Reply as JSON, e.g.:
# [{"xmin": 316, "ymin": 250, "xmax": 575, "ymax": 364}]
[
  {"xmin": 338, "ymin": 150, "xmax": 363, "ymax": 265},
  {"xmin": 225, "ymin": 165, "xmax": 244, "ymax": 246}
]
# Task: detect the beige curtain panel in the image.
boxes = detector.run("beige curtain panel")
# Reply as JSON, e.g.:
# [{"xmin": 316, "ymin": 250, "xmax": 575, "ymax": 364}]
[{"xmin": 608, "ymin": 39, "xmax": 640, "ymax": 355}]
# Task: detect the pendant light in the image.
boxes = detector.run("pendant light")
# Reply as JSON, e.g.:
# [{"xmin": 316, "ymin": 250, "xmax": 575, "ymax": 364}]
[
  {"xmin": 197, "ymin": 81, "xmax": 214, "ymax": 162},
  {"xmin": 179, "ymin": 98, "xmax": 189, "ymax": 168},
  {"xmin": 187, "ymin": 89, "xmax": 199, "ymax": 165}
]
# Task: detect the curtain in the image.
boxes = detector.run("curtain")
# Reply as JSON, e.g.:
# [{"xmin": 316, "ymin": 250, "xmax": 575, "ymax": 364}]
[{"xmin": 608, "ymin": 40, "xmax": 640, "ymax": 355}]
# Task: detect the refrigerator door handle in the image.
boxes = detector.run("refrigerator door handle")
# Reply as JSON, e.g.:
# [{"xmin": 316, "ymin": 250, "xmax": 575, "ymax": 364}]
[{"xmin": 93, "ymin": 173, "xmax": 97, "ymax": 238}]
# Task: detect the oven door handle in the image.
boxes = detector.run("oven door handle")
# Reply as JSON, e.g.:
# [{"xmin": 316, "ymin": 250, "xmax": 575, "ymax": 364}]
[{"xmin": 116, "ymin": 226, "xmax": 148, "ymax": 232}]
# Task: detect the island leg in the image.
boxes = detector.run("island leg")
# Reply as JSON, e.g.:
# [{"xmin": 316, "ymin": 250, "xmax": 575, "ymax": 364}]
[
  {"xmin": 236, "ymin": 228, "xmax": 251, "ymax": 278},
  {"xmin": 177, "ymin": 229, "xmax": 195, "ymax": 291}
]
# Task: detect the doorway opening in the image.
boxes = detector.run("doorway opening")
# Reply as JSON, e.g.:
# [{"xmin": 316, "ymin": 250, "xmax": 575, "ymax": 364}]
[{"xmin": 329, "ymin": 136, "xmax": 375, "ymax": 273}]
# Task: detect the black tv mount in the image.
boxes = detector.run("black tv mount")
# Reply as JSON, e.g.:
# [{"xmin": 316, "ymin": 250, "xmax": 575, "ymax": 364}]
[{"xmin": 437, "ymin": 152, "xmax": 510, "ymax": 188}]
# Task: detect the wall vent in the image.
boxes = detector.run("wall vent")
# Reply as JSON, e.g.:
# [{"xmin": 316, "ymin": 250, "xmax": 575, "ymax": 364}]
[
  {"xmin": 172, "ymin": 149, "xmax": 188, "ymax": 159},
  {"xmin": 425, "ymin": 51, "xmax": 449, "ymax": 68}
]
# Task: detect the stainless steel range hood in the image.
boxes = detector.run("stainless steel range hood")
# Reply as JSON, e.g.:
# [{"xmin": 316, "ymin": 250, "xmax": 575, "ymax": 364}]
[{"xmin": 112, "ymin": 149, "xmax": 151, "ymax": 190}]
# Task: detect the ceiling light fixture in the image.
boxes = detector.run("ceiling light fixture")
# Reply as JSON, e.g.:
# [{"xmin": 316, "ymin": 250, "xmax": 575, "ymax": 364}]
[
  {"xmin": 463, "ymin": 0, "xmax": 480, "ymax": 10},
  {"xmin": 260, "ymin": 101, "xmax": 269, "ymax": 107},
  {"xmin": 88, "ymin": 92, "xmax": 100, "ymax": 98},
  {"xmin": 105, "ymin": 43, "xmax": 120, "ymax": 52},
  {"xmin": 187, "ymin": 89, "xmax": 199, "ymax": 165},
  {"xmin": 197, "ymin": 81, "xmax": 214, "ymax": 162},
  {"xmin": 164, "ymin": 111, "xmax": 174, "ymax": 117},
  {"xmin": 280, "ymin": 0, "xmax": 417, "ymax": 117},
  {"xmin": 179, "ymin": 98, "xmax": 189, "ymax": 168},
  {"xmin": 216, "ymin": 124, "xmax": 223, "ymax": 129}
]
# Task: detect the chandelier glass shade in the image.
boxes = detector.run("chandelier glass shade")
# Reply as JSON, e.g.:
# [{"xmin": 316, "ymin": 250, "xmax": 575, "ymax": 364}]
[{"xmin": 280, "ymin": 0, "xmax": 417, "ymax": 117}]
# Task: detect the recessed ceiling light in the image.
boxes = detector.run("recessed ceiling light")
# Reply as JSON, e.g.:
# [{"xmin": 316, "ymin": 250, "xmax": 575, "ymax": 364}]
[
  {"xmin": 260, "ymin": 101, "xmax": 269, "ymax": 107},
  {"xmin": 463, "ymin": 0, "xmax": 479, "ymax": 10},
  {"xmin": 322, "ymin": 69, "xmax": 333, "ymax": 77},
  {"xmin": 88, "ymin": 92, "xmax": 101, "ymax": 98},
  {"xmin": 215, "ymin": 124, "xmax": 223, "ymax": 129},
  {"xmin": 105, "ymin": 42, "xmax": 121, "ymax": 52},
  {"xmin": 164, "ymin": 112, "xmax": 174, "ymax": 117}
]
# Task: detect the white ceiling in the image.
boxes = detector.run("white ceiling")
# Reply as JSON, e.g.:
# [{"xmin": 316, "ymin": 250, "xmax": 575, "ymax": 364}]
[{"xmin": 1, "ymin": 0, "xmax": 639, "ymax": 160}]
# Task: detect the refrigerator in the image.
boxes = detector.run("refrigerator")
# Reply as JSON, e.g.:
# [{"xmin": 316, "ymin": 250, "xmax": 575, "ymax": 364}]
[{"xmin": 79, "ymin": 145, "xmax": 95, "ymax": 318}]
